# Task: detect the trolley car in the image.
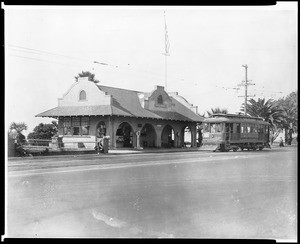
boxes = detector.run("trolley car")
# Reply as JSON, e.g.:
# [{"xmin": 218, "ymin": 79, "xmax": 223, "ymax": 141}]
[{"xmin": 201, "ymin": 113, "xmax": 271, "ymax": 152}]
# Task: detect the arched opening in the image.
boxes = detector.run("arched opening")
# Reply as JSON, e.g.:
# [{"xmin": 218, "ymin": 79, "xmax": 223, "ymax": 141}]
[
  {"xmin": 96, "ymin": 121, "xmax": 106, "ymax": 139},
  {"xmin": 157, "ymin": 95, "xmax": 163, "ymax": 104},
  {"xmin": 139, "ymin": 123, "xmax": 157, "ymax": 148},
  {"xmin": 116, "ymin": 122, "xmax": 133, "ymax": 148},
  {"xmin": 161, "ymin": 125, "xmax": 175, "ymax": 148},
  {"xmin": 79, "ymin": 90, "xmax": 86, "ymax": 100},
  {"xmin": 182, "ymin": 126, "xmax": 192, "ymax": 147}
]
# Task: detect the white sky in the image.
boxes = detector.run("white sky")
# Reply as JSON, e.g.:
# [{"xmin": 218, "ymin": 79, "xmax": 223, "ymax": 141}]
[{"xmin": 4, "ymin": 3, "xmax": 298, "ymax": 136}]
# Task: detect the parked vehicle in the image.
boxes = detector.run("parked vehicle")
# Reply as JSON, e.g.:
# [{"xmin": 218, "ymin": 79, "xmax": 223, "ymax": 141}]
[{"xmin": 200, "ymin": 113, "xmax": 271, "ymax": 152}]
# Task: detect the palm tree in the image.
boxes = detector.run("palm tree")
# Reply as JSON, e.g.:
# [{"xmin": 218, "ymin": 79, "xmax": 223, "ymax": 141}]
[
  {"xmin": 276, "ymin": 91, "xmax": 298, "ymax": 144},
  {"xmin": 206, "ymin": 107, "xmax": 228, "ymax": 117},
  {"xmin": 9, "ymin": 122, "xmax": 28, "ymax": 134},
  {"xmin": 9, "ymin": 122, "xmax": 28, "ymax": 144},
  {"xmin": 75, "ymin": 71, "xmax": 99, "ymax": 83},
  {"xmin": 240, "ymin": 98, "xmax": 285, "ymax": 142}
]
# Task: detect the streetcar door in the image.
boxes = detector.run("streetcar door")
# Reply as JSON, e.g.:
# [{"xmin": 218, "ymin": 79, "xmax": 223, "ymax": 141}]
[
  {"xmin": 225, "ymin": 123, "xmax": 230, "ymax": 141},
  {"xmin": 236, "ymin": 123, "xmax": 241, "ymax": 140},
  {"xmin": 225, "ymin": 123, "xmax": 233, "ymax": 141}
]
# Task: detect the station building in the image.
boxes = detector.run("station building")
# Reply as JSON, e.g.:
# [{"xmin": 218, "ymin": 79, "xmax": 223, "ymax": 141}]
[{"xmin": 36, "ymin": 77, "xmax": 204, "ymax": 150}]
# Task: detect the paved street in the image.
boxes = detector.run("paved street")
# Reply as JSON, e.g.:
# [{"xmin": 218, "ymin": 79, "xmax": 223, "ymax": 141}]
[{"xmin": 6, "ymin": 146, "xmax": 297, "ymax": 239}]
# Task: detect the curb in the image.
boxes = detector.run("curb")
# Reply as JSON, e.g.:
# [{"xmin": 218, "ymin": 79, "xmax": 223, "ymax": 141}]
[{"xmin": 7, "ymin": 148, "xmax": 205, "ymax": 161}]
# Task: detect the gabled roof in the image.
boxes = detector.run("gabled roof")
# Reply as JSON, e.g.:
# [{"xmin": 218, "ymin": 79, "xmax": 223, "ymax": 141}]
[
  {"xmin": 97, "ymin": 85, "xmax": 161, "ymax": 119},
  {"xmin": 37, "ymin": 84, "xmax": 204, "ymax": 122}
]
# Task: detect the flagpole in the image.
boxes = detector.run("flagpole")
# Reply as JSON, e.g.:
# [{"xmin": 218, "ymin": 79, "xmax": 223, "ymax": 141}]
[
  {"xmin": 165, "ymin": 50, "xmax": 167, "ymax": 91},
  {"xmin": 164, "ymin": 11, "xmax": 169, "ymax": 92}
]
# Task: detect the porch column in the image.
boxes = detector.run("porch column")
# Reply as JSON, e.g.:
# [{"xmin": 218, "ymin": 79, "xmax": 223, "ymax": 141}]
[
  {"xmin": 190, "ymin": 124, "xmax": 197, "ymax": 147},
  {"xmin": 135, "ymin": 130, "xmax": 141, "ymax": 149}
]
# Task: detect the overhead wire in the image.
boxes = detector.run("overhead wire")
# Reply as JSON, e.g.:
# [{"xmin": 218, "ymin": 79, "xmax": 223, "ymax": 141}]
[
  {"xmin": 7, "ymin": 44, "xmax": 212, "ymax": 91},
  {"xmin": 8, "ymin": 44, "xmax": 164, "ymax": 78}
]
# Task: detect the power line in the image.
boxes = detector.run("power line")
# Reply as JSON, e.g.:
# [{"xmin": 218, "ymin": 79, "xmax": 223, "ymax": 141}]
[
  {"xmin": 8, "ymin": 44, "xmax": 91, "ymax": 63},
  {"xmin": 8, "ymin": 54, "xmax": 74, "ymax": 66},
  {"xmin": 7, "ymin": 44, "xmax": 199, "ymax": 89}
]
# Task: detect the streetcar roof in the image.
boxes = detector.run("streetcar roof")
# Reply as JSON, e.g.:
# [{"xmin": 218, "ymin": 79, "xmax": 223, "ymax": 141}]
[{"xmin": 203, "ymin": 113, "xmax": 270, "ymax": 125}]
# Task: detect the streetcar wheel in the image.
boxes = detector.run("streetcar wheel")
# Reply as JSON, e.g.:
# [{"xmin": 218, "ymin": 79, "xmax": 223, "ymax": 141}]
[
  {"xmin": 240, "ymin": 147, "xmax": 244, "ymax": 151},
  {"xmin": 233, "ymin": 148, "xmax": 237, "ymax": 152},
  {"xmin": 259, "ymin": 147, "xmax": 263, "ymax": 151}
]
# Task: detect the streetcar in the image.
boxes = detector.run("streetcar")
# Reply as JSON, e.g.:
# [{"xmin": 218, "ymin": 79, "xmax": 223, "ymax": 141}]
[{"xmin": 200, "ymin": 113, "xmax": 271, "ymax": 152}]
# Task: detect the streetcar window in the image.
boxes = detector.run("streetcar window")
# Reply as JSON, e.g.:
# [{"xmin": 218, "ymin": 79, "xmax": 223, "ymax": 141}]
[
  {"xmin": 211, "ymin": 124, "xmax": 216, "ymax": 133},
  {"xmin": 253, "ymin": 125, "xmax": 257, "ymax": 133},
  {"xmin": 216, "ymin": 123, "xmax": 223, "ymax": 133},
  {"xmin": 203, "ymin": 123, "xmax": 210, "ymax": 133},
  {"xmin": 247, "ymin": 125, "xmax": 251, "ymax": 133},
  {"xmin": 236, "ymin": 124, "xmax": 241, "ymax": 133},
  {"xmin": 258, "ymin": 125, "xmax": 263, "ymax": 133},
  {"xmin": 210, "ymin": 123, "xmax": 223, "ymax": 133},
  {"xmin": 265, "ymin": 126, "xmax": 268, "ymax": 133}
]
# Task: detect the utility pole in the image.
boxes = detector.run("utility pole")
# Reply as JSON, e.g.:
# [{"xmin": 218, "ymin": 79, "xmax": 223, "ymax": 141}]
[{"xmin": 238, "ymin": 64, "xmax": 255, "ymax": 115}]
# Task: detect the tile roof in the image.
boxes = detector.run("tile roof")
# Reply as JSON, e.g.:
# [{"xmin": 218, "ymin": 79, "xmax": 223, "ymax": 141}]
[
  {"xmin": 36, "ymin": 105, "xmax": 129, "ymax": 117},
  {"xmin": 97, "ymin": 85, "xmax": 161, "ymax": 119},
  {"xmin": 37, "ymin": 84, "xmax": 204, "ymax": 122}
]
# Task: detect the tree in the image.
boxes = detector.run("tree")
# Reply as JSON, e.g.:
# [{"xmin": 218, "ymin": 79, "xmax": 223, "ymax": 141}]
[
  {"xmin": 9, "ymin": 122, "xmax": 28, "ymax": 134},
  {"xmin": 240, "ymin": 98, "xmax": 284, "ymax": 127},
  {"xmin": 9, "ymin": 122, "xmax": 28, "ymax": 143},
  {"xmin": 27, "ymin": 121, "xmax": 58, "ymax": 143},
  {"xmin": 75, "ymin": 71, "xmax": 99, "ymax": 83},
  {"xmin": 240, "ymin": 98, "xmax": 286, "ymax": 143},
  {"xmin": 206, "ymin": 107, "xmax": 228, "ymax": 117},
  {"xmin": 9, "ymin": 122, "xmax": 28, "ymax": 156},
  {"xmin": 276, "ymin": 91, "xmax": 298, "ymax": 144}
]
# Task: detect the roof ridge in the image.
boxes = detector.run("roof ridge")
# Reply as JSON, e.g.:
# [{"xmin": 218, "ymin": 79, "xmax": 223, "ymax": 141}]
[{"xmin": 97, "ymin": 84, "xmax": 142, "ymax": 93}]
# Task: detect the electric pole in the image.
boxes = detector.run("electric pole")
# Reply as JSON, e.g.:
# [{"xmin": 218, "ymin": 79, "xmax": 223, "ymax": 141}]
[{"xmin": 238, "ymin": 64, "xmax": 255, "ymax": 115}]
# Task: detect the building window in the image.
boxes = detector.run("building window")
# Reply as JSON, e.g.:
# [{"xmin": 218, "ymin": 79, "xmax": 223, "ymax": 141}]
[
  {"xmin": 63, "ymin": 117, "xmax": 72, "ymax": 135},
  {"xmin": 79, "ymin": 90, "xmax": 86, "ymax": 100},
  {"xmin": 157, "ymin": 95, "xmax": 163, "ymax": 104},
  {"xmin": 62, "ymin": 116, "xmax": 90, "ymax": 136},
  {"xmin": 73, "ymin": 127, "xmax": 80, "ymax": 135},
  {"xmin": 81, "ymin": 116, "xmax": 90, "ymax": 135}
]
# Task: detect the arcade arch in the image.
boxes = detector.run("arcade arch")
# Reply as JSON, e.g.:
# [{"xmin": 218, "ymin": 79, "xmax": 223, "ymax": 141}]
[
  {"xmin": 161, "ymin": 124, "xmax": 175, "ymax": 148},
  {"xmin": 181, "ymin": 125, "xmax": 192, "ymax": 147},
  {"xmin": 116, "ymin": 122, "xmax": 133, "ymax": 148},
  {"xmin": 139, "ymin": 123, "xmax": 157, "ymax": 148}
]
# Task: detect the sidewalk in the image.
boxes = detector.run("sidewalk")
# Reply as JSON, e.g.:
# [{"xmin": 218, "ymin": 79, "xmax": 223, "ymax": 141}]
[
  {"xmin": 7, "ymin": 147, "xmax": 204, "ymax": 161},
  {"xmin": 7, "ymin": 143, "xmax": 297, "ymax": 161}
]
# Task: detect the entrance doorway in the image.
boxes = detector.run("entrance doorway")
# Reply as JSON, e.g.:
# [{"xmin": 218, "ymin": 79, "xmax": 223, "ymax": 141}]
[{"xmin": 116, "ymin": 122, "xmax": 133, "ymax": 148}]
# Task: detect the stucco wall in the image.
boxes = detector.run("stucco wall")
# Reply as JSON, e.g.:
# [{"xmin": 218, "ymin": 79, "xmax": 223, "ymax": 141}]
[
  {"xmin": 58, "ymin": 78, "xmax": 111, "ymax": 107},
  {"xmin": 58, "ymin": 115, "xmax": 198, "ymax": 149},
  {"xmin": 144, "ymin": 86, "xmax": 174, "ymax": 111}
]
